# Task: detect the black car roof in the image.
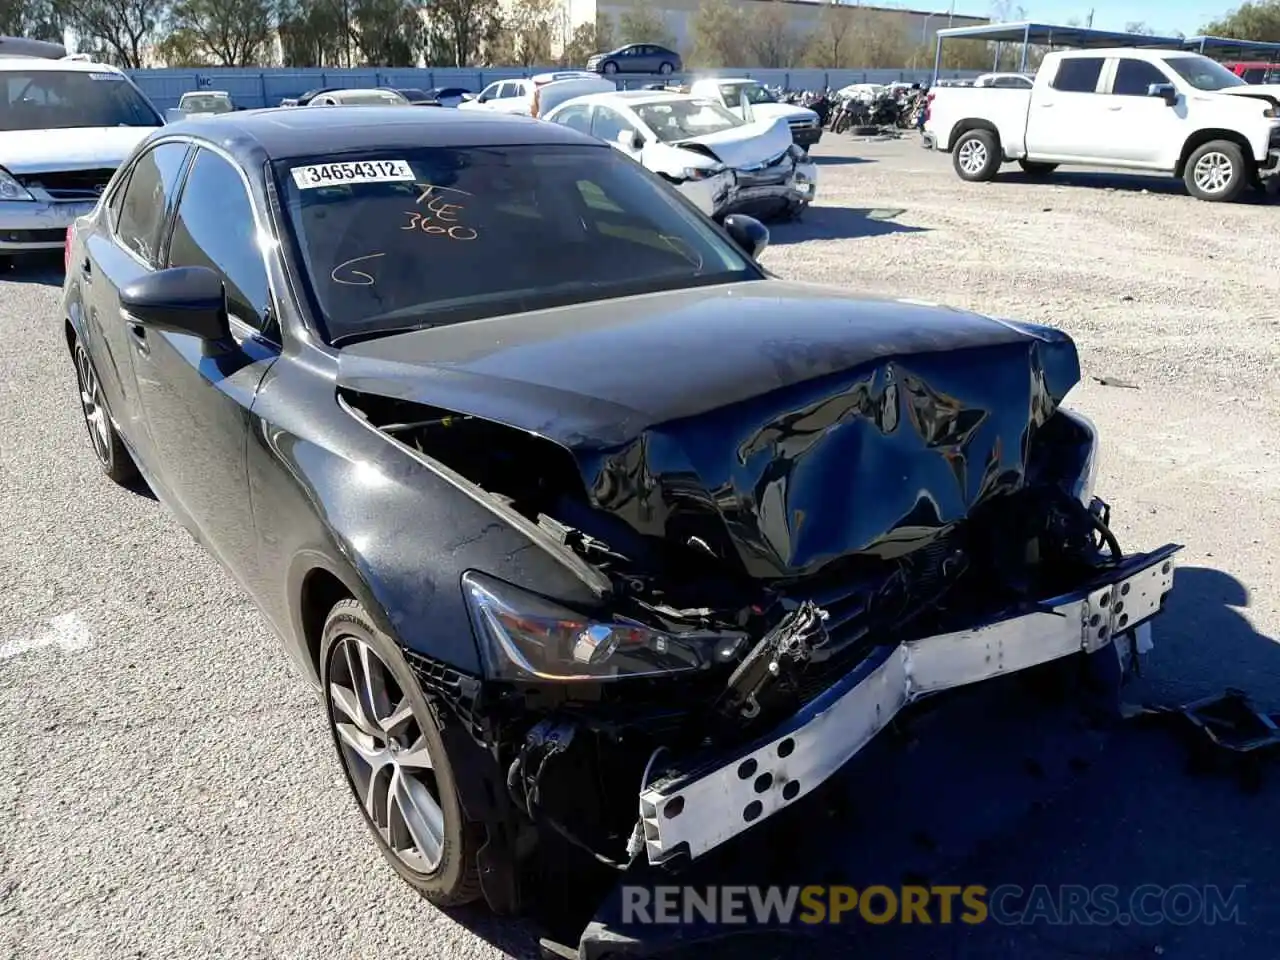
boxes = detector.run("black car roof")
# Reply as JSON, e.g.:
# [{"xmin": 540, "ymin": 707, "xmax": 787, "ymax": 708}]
[{"xmin": 158, "ymin": 106, "xmax": 602, "ymax": 161}]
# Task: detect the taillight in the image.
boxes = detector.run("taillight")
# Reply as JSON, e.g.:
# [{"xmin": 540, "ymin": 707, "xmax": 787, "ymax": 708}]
[{"xmin": 64, "ymin": 226, "xmax": 72, "ymax": 272}]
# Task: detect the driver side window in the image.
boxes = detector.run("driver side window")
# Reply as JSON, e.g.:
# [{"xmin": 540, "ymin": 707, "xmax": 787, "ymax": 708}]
[
  {"xmin": 479, "ymin": 82, "xmax": 502, "ymax": 101},
  {"xmin": 591, "ymin": 107, "xmax": 631, "ymax": 144}
]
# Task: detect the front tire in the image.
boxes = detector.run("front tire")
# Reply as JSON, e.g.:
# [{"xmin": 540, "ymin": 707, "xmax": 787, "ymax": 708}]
[
  {"xmin": 73, "ymin": 338, "xmax": 138, "ymax": 485},
  {"xmin": 321, "ymin": 599, "xmax": 483, "ymax": 907},
  {"xmin": 1019, "ymin": 160, "xmax": 1058, "ymax": 176},
  {"xmin": 601, "ymin": 60, "xmax": 618, "ymax": 75},
  {"xmin": 1184, "ymin": 140, "xmax": 1248, "ymax": 202},
  {"xmin": 952, "ymin": 129, "xmax": 1001, "ymax": 182}
]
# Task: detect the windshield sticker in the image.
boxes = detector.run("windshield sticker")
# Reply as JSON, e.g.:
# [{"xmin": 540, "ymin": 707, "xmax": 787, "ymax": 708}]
[
  {"xmin": 89, "ymin": 72, "xmax": 123, "ymax": 81},
  {"xmin": 331, "ymin": 252, "xmax": 384, "ymax": 286},
  {"xmin": 291, "ymin": 160, "xmax": 415, "ymax": 190}
]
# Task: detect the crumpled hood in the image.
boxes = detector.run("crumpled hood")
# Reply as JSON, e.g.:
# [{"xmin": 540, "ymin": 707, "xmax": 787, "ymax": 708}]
[
  {"xmin": 0, "ymin": 126, "xmax": 157, "ymax": 173},
  {"xmin": 675, "ymin": 117, "xmax": 793, "ymax": 169},
  {"xmin": 748, "ymin": 102, "xmax": 819, "ymax": 124},
  {"xmin": 338, "ymin": 281, "xmax": 1080, "ymax": 579}
]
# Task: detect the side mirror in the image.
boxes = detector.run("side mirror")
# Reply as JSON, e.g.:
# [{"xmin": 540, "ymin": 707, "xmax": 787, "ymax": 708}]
[
  {"xmin": 616, "ymin": 128, "xmax": 643, "ymax": 151},
  {"xmin": 723, "ymin": 214, "xmax": 769, "ymax": 260},
  {"xmin": 1148, "ymin": 82, "xmax": 1178, "ymax": 106},
  {"xmin": 476, "ymin": 93, "xmax": 489, "ymax": 103},
  {"xmin": 120, "ymin": 266, "xmax": 231, "ymax": 342}
]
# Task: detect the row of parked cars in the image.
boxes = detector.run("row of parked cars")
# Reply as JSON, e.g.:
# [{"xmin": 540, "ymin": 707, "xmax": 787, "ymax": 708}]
[{"xmin": 0, "ymin": 47, "xmax": 827, "ymax": 268}]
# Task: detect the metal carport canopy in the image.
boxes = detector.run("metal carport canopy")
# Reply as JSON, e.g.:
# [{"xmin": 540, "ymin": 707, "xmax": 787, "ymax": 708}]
[
  {"xmin": 931, "ymin": 21, "xmax": 1186, "ymax": 81},
  {"xmin": 1181, "ymin": 35, "xmax": 1280, "ymax": 61}
]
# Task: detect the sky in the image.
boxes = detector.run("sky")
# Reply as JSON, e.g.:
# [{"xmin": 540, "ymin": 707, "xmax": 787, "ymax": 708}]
[{"xmin": 942, "ymin": 1, "xmax": 1232, "ymax": 36}]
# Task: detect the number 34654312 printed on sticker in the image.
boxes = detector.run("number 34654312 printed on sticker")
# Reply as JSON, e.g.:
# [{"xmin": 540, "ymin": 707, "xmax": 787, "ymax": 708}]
[{"xmin": 291, "ymin": 160, "xmax": 415, "ymax": 189}]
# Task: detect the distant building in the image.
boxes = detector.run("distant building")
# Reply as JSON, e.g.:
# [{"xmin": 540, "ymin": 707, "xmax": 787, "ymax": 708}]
[{"xmin": 572, "ymin": 0, "xmax": 988, "ymax": 58}]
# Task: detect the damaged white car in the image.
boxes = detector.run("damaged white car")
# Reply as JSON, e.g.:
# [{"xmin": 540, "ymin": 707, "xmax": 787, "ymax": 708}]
[{"xmin": 543, "ymin": 90, "xmax": 817, "ymax": 220}]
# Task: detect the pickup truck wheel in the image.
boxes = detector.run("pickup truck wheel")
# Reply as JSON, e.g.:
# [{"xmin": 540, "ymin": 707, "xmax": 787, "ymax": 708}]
[
  {"xmin": 1019, "ymin": 160, "xmax": 1058, "ymax": 176},
  {"xmin": 953, "ymin": 129, "xmax": 1001, "ymax": 182},
  {"xmin": 1184, "ymin": 141, "xmax": 1247, "ymax": 202}
]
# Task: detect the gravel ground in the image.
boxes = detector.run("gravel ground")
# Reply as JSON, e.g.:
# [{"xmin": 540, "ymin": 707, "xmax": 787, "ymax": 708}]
[{"xmin": 1, "ymin": 133, "xmax": 1277, "ymax": 960}]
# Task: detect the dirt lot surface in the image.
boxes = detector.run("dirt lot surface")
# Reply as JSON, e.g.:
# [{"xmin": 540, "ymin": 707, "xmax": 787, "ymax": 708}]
[{"xmin": 1, "ymin": 131, "xmax": 1277, "ymax": 960}]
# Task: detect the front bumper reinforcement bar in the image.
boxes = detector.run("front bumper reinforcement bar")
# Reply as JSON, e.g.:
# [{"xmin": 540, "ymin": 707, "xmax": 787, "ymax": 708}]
[{"xmin": 637, "ymin": 544, "xmax": 1180, "ymax": 866}]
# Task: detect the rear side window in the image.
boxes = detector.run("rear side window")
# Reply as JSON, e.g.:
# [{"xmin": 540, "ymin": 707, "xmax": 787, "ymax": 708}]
[
  {"xmin": 166, "ymin": 148, "xmax": 271, "ymax": 329},
  {"xmin": 113, "ymin": 142, "xmax": 189, "ymax": 264},
  {"xmin": 1051, "ymin": 58, "xmax": 1104, "ymax": 93},
  {"xmin": 552, "ymin": 104, "xmax": 593, "ymax": 133},
  {"xmin": 1112, "ymin": 59, "xmax": 1169, "ymax": 96}
]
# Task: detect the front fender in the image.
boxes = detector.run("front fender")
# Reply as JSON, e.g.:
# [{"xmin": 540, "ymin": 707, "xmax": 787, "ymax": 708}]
[{"xmin": 248, "ymin": 355, "xmax": 608, "ymax": 680}]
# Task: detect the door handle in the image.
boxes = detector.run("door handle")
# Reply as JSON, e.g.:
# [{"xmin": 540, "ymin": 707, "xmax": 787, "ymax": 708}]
[
  {"xmin": 126, "ymin": 321, "xmax": 150, "ymax": 356},
  {"xmin": 1106, "ymin": 105, "xmax": 1123, "ymax": 111}
]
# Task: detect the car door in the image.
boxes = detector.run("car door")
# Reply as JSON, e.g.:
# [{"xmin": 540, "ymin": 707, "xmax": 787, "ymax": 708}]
[
  {"xmin": 633, "ymin": 45, "xmax": 657, "ymax": 72},
  {"xmin": 1098, "ymin": 57, "xmax": 1184, "ymax": 166},
  {"xmin": 128, "ymin": 145, "xmax": 280, "ymax": 578},
  {"xmin": 1024, "ymin": 56, "xmax": 1109, "ymax": 160},
  {"xmin": 81, "ymin": 140, "xmax": 192, "ymax": 473}
]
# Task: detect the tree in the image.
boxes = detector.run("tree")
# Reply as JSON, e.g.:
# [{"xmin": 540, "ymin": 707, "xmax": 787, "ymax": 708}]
[
  {"xmin": 155, "ymin": 25, "xmax": 208, "ymax": 63},
  {"xmin": 990, "ymin": 0, "xmax": 1026, "ymax": 22},
  {"xmin": 55, "ymin": 0, "xmax": 171, "ymax": 68},
  {"xmin": 687, "ymin": 0, "xmax": 749, "ymax": 67},
  {"xmin": 561, "ymin": 19, "xmax": 601, "ymax": 65},
  {"xmin": 746, "ymin": 0, "xmax": 798, "ymax": 67},
  {"xmin": 278, "ymin": 0, "xmax": 350, "ymax": 66},
  {"xmin": 846, "ymin": 9, "xmax": 910, "ymax": 68},
  {"xmin": 1124, "ymin": 20, "xmax": 1156, "ymax": 35},
  {"xmin": 351, "ymin": 0, "xmax": 422, "ymax": 65},
  {"xmin": 0, "ymin": 0, "xmax": 63, "ymax": 41},
  {"xmin": 423, "ymin": 0, "xmax": 502, "ymax": 66},
  {"xmin": 616, "ymin": 0, "xmax": 674, "ymax": 48},
  {"xmin": 504, "ymin": 0, "xmax": 556, "ymax": 65},
  {"xmin": 1202, "ymin": 0, "xmax": 1280, "ymax": 41},
  {"xmin": 168, "ymin": 0, "xmax": 277, "ymax": 66},
  {"xmin": 804, "ymin": 0, "xmax": 852, "ymax": 68}
]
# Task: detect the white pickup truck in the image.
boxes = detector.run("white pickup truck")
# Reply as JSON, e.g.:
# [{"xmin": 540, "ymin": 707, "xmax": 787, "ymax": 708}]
[
  {"xmin": 925, "ymin": 48, "xmax": 1280, "ymax": 202},
  {"xmin": 687, "ymin": 77, "xmax": 823, "ymax": 149}
]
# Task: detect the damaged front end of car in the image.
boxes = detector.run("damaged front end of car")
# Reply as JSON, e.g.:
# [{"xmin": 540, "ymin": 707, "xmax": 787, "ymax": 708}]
[{"xmin": 337, "ymin": 299, "xmax": 1180, "ymax": 893}]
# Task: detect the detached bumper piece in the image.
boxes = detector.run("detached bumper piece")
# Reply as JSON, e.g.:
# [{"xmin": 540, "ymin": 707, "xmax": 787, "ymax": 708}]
[{"xmin": 637, "ymin": 544, "xmax": 1179, "ymax": 867}]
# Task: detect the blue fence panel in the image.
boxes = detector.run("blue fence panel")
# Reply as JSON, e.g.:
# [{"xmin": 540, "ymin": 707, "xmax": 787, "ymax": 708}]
[{"xmin": 128, "ymin": 65, "xmax": 984, "ymax": 109}]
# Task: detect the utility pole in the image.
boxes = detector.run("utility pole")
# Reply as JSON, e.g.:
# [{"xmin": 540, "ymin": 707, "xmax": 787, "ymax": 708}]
[{"xmin": 1086, "ymin": 9, "xmax": 1095, "ymax": 27}]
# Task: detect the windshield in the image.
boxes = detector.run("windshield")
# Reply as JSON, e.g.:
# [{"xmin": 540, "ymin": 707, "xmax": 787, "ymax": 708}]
[
  {"xmin": 719, "ymin": 83, "xmax": 775, "ymax": 105},
  {"xmin": 635, "ymin": 99, "xmax": 742, "ymax": 143},
  {"xmin": 0, "ymin": 70, "xmax": 161, "ymax": 131},
  {"xmin": 180, "ymin": 94, "xmax": 232, "ymax": 113},
  {"xmin": 337, "ymin": 90, "xmax": 407, "ymax": 105},
  {"xmin": 1164, "ymin": 56, "xmax": 1248, "ymax": 91},
  {"xmin": 275, "ymin": 145, "xmax": 758, "ymax": 345}
]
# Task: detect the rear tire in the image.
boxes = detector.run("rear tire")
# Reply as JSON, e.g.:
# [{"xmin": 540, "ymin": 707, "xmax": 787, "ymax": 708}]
[
  {"xmin": 321, "ymin": 599, "xmax": 484, "ymax": 907},
  {"xmin": 1184, "ymin": 140, "xmax": 1248, "ymax": 202},
  {"xmin": 659, "ymin": 62, "xmax": 674, "ymax": 75},
  {"xmin": 952, "ymin": 129, "xmax": 1001, "ymax": 182},
  {"xmin": 1019, "ymin": 160, "xmax": 1058, "ymax": 176}
]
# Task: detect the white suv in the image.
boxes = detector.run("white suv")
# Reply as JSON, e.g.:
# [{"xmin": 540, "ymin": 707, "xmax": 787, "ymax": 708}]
[{"xmin": 0, "ymin": 54, "xmax": 162, "ymax": 264}]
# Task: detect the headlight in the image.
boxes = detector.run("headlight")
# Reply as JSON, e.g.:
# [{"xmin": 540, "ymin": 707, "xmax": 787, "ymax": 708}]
[
  {"xmin": 1060, "ymin": 408, "xmax": 1100, "ymax": 506},
  {"xmin": 0, "ymin": 168, "xmax": 34, "ymax": 202},
  {"xmin": 462, "ymin": 572, "xmax": 749, "ymax": 682},
  {"xmin": 681, "ymin": 165, "xmax": 724, "ymax": 181}
]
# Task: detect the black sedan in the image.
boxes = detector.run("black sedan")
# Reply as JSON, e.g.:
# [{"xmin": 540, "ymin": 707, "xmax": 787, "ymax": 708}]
[{"xmin": 63, "ymin": 106, "xmax": 1178, "ymax": 917}]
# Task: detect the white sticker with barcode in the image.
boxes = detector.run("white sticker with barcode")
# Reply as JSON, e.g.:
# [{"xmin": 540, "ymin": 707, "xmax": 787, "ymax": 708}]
[{"xmin": 291, "ymin": 159, "xmax": 415, "ymax": 190}]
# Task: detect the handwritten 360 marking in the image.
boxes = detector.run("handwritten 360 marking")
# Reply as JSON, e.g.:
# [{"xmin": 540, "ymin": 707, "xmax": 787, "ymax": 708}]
[{"xmin": 401, "ymin": 211, "xmax": 478, "ymax": 241}]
